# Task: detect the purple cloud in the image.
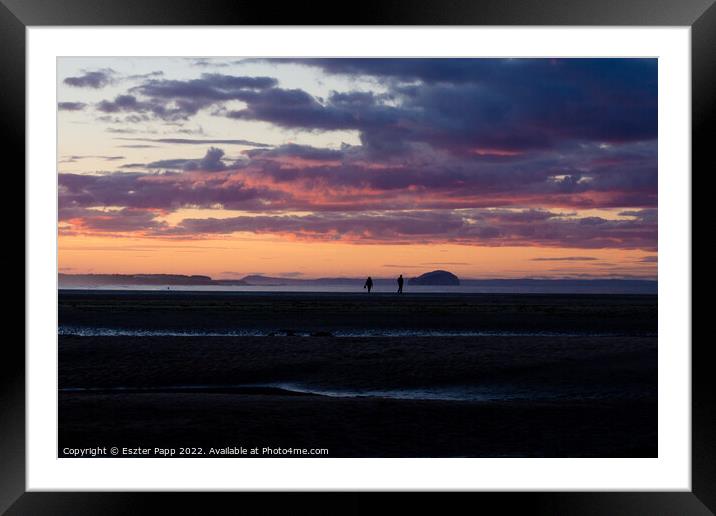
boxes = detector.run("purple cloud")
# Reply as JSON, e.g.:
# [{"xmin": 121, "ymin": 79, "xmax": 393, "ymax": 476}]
[
  {"xmin": 531, "ymin": 256, "xmax": 599, "ymax": 261},
  {"xmin": 64, "ymin": 69, "xmax": 116, "ymax": 88},
  {"xmin": 149, "ymin": 209, "xmax": 656, "ymax": 250},
  {"xmin": 145, "ymin": 147, "xmax": 228, "ymax": 172},
  {"xmin": 58, "ymin": 102, "xmax": 87, "ymax": 111},
  {"xmin": 116, "ymin": 137, "xmax": 270, "ymax": 147}
]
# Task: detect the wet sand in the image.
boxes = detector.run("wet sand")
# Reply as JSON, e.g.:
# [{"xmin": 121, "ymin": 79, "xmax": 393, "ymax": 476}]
[
  {"xmin": 59, "ymin": 333, "xmax": 657, "ymax": 458},
  {"xmin": 59, "ymin": 391, "xmax": 656, "ymax": 458},
  {"xmin": 59, "ymin": 290, "xmax": 657, "ymax": 335}
]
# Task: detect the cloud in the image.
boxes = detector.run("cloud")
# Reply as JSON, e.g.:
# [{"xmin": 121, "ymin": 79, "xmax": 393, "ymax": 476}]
[
  {"xmin": 96, "ymin": 95, "xmax": 157, "ymax": 115},
  {"xmin": 531, "ymin": 256, "xmax": 599, "ymax": 261},
  {"xmin": 59, "ymin": 162, "xmax": 657, "ymax": 249},
  {"xmin": 58, "ymin": 102, "xmax": 88, "ymax": 111},
  {"xmin": 58, "ymin": 136, "xmax": 657, "ymax": 214},
  {"xmin": 105, "ymin": 127, "xmax": 144, "ymax": 134},
  {"xmin": 149, "ymin": 209, "xmax": 657, "ymax": 250},
  {"xmin": 60, "ymin": 155, "xmax": 125, "ymax": 163},
  {"xmin": 59, "ymin": 59, "xmax": 657, "ymax": 252},
  {"xmin": 185, "ymin": 58, "xmax": 232, "ymax": 68},
  {"xmin": 226, "ymin": 59, "xmax": 656, "ymax": 154},
  {"xmin": 94, "ymin": 73, "xmax": 279, "ymax": 120},
  {"xmin": 422, "ymin": 262, "xmax": 470, "ymax": 266},
  {"xmin": 260, "ymin": 58, "xmax": 524, "ymax": 84},
  {"xmin": 230, "ymin": 140, "xmax": 656, "ymax": 210},
  {"xmin": 88, "ymin": 60, "xmax": 656, "ymax": 161},
  {"xmin": 619, "ymin": 208, "xmax": 658, "ymax": 221},
  {"xmin": 244, "ymin": 144, "xmax": 344, "ymax": 162},
  {"xmin": 81, "ymin": 59, "xmax": 658, "ymax": 153},
  {"xmin": 145, "ymin": 147, "xmax": 228, "ymax": 172},
  {"xmin": 64, "ymin": 68, "xmax": 117, "ymax": 88},
  {"xmin": 126, "ymin": 71, "xmax": 164, "ymax": 80},
  {"xmin": 223, "ymin": 88, "xmax": 398, "ymax": 137},
  {"xmin": 135, "ymin": 73, "xmax": 277, "ymax": 96},
  {"xmin": 116, "ymin": 137, "xmax": 270, "ymax": 147},
  {"xmin": 59, "ymin": 169, "xmax": 286, "ymax": 212},
  {"xmin": 59, "ymin": 207, "xmax": 168, "ymax": 233}
]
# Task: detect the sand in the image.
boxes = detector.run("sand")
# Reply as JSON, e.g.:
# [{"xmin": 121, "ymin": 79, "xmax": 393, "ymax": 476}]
[
  {"xmin": 59, "ymin": 290, "xmax": 657, "ymax": 334},
  {"xmin": 59, "ymin": 333, "xmax": 657, "ymax": 458}
]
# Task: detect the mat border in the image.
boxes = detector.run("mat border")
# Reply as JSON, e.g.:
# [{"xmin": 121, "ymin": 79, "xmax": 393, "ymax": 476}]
[{"xmin": 5, "ymin": 0, "xmax": 710, "ymax": 513}]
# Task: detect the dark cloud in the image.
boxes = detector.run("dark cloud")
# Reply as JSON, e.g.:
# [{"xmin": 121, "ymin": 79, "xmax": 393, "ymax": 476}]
[
  {"xmin": 152, "ymin": 209, "xmax": 656, "ymax": 250},
  {"xmin": 90, "ymin": 60, "xmax": 656, "ymax": 159},
  {"xmin": 105, "ymin": 127, "xmax": 144, "ymax": 134},
  {"xmin": 244, "ymin": 143, "xmax": 344, "ymax": 161},
  {"xmin": 92, "ymin": 59, "xmax": 655, "ymax": 151},
  {"xmin": 422, "ymin": 262, "xmax": 470, "ymax": 266},
  {"xmin": 240, "ymin": 60, "xmax": 653, "ymax": 148},
  {"xmin": 185, "ymin": 58, "xmax": 232, "ymax": 68},
  {"xmin": 64, "ymin": 68, "xmax": 116, "ymax": 88},
  {"xmin": 59, "ymin": 169, "xmax": 286, "ymax": 211},
  {"xmin": 96, "ymin": 94, "xmax": 161, "ymax": 117},
  {"xmin": 261, "ymin": 58, "xmax": 522, "ymax": 84},
  {"xmin": 60, "ymin": 155, "xmax": 125, "ymax": 163},
  {"xmin": 58, "ymin": 102, "xmax": 87, "ymax": 111},
  {"xmin": 233, "ymin": 140, "xmax": 656, "ymax": 210},
  {"xmin": 116, "ymin": 137, "xmax": 270, "ymax": 147},
  {"xmin": 619, "ymin": 208, "xmax": 658, "ymax": 221},
  {"xmin": 160, "ymin": 211, "xmax": 466, "ymax": 239},
  {"xmin": 94, "ymin": 73, "xmax": 280, "ymax": 120},
  {"xmin": 126, "ymin": 71, "xmax": 164, "ymax": 80},
  {"xmin": 145, "ymin": 147, "xmax": 228, "ymax": 172},
  {"xmin": 279, "ymin": 58, "xmax": 656, "ymax": 94},
  {"xmin": 59, "ymin": 161, "xmax": 657, "ymax": 249},
  {"xmin": 531, "ymin": 256, "xmax": 599, "ymax": 261},
  {"xmin": 219, "ymin": 66, "xmax": 655, "ymax": 159},
  {"xmin": 134, "ymin": 73, "xmax": 276, "ymax": 99},
  {"xmin": 224, "ymin": 88, "xmax": 398, "ymax": 136},
  {"xmin": 58, "ymin": 205, "xmax": 169, "ymax": 233}
]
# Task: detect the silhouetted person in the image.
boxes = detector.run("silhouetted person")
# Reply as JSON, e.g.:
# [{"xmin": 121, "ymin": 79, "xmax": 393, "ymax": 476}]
[
  {"xmin": 397, "ymin": 274, "xmax": 404, "ymax": 294},
  {"xmin": 364, "ymin": 276, "xmax": 373, "ymax": 293}
]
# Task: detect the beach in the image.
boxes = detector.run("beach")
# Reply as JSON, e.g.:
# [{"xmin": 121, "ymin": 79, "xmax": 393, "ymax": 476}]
[{"xmin": 58, "ymin": 291, "xmax": 657, "ymax": 457}]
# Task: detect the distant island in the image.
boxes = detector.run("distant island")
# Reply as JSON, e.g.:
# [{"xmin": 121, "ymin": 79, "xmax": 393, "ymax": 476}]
[
  {"xmin": 58, "ymin": 273, "xmax": 247, "ymax": 287},
  {"xmin": 409, "ymin": 270, "xmax": 460, "ymax": 286}
]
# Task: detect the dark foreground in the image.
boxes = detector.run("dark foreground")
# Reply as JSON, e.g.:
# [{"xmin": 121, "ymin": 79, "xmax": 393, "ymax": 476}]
[
  {"xmin": 59, "ymin": 290, "xmax": 657, "ymax": 334},
  {"xmin": 58, "ymin": 291, "xmax": 657, "ymax": 457}
]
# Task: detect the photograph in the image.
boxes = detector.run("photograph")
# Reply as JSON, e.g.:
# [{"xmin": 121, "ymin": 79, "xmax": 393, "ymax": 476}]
[{"xmin": 56, "ymin": 56, "xmax": 659, "ymax": 459}]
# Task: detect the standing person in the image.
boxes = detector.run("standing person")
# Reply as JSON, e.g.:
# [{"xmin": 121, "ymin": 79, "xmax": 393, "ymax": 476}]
[
  {"xmin": 397, "ymin": 274, "xmax": 404, "ymax": 294},
  {"xmin": 363, "ymin": 276, "xmax": 373, "ymax": 293}
]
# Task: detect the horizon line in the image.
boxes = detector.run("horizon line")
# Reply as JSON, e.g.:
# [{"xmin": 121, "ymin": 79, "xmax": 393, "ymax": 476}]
[{"xmin": 58, "ymin": 272, "xmax": 658, "ymax": 282}]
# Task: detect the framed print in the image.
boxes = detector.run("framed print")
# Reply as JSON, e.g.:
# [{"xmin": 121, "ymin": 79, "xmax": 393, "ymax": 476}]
[{"xmin": 5, "ymin": 0, "xmax": 711, "ymax": 513}]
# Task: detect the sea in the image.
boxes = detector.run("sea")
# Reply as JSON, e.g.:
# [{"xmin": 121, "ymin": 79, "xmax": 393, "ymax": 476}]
[{"xmin": 59, "ymin": 281, "xmax": 657, "ymax": 295}]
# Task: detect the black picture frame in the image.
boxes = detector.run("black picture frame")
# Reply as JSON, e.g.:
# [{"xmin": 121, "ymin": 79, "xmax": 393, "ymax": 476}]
[{"xmin": 4, "ymin": 0, "xmax": 710, "ymax": 514}]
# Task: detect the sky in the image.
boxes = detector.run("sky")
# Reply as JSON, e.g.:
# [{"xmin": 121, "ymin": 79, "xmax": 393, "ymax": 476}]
[{"xmin": 57, "ymin": 58, "xmax": 658, "ymax": 280}]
